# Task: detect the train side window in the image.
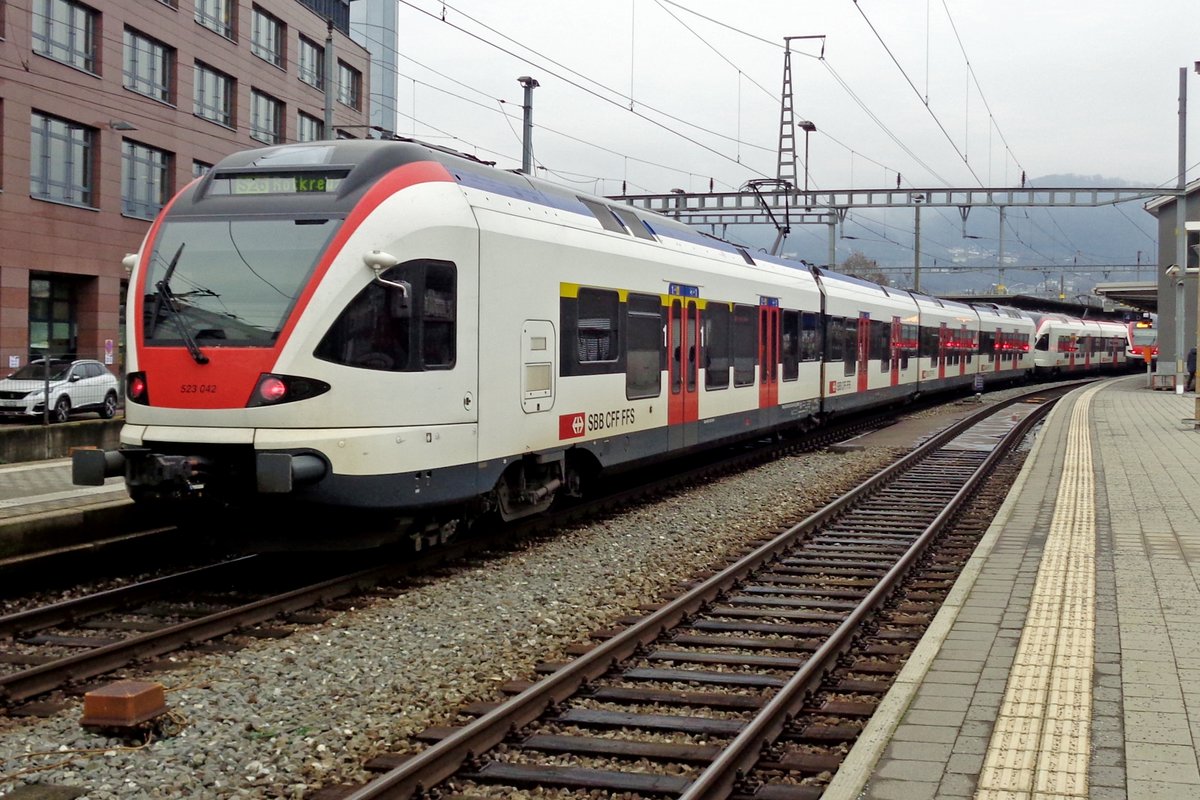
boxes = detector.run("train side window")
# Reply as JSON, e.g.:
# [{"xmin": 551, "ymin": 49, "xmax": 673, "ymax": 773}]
[
  {"xmin": 919, "ymin": 325, "xmax": 939, "ymax": 358},
  {"xmin": 843, "ymin": 318, "xmax": 857, "ymax": 377},
  {"xmin": 314, "ymin": 259, "xmax": 456, "ymax": 372},
  {"xmin": 422, "ymin": 263, "xmax": 456, "ymax": 368},
  {"xmin": 781, "ymin": 310, "xmax": 799, "ymax": 381},
  {"xmin": 732, "ymin": 304, "xmax": 756, "ymax": 387},
  {"xmin": 826, "ymin": 315, "xmax": 844, "ymax": 362},
  {"xmin": 800, "ymin": 312, "xmax": 820, "ymax": 361},
  {"xmin": 626, "ymin": 293, "xmax": 662, "ymax": 399},
  {"xmin": 705, "ymin": 303, "xmax": 731, "ymax": 390},
  {"xmin": 576, "ymin": 288, "xmax": 619, "ymax": 362},
  {"xmin": 869, "ymin": 319, "xmax": 889, "ymax": 371}
]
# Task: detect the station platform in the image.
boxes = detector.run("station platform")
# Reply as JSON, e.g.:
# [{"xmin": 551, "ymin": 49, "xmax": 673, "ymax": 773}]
[
  {"xmin": 827, "ymin": 374, "xmax": 1200, "ymax": 800},
  {"xmin": 0, "ymin": 458, "xmax": 127, "ymax": 521}
]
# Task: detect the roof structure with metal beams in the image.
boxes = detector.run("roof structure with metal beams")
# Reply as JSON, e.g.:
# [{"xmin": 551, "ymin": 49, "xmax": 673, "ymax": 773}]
[
  {"xmin": 939, "ymin": 293, "xmax": 1134, "ymax": 320},
  {"xmin": 609, "ymin": 185, "xmax": 1177, "ymax": 228},
  {"xmin": 1092, "ymin": 281, "xmax": 1159, "ymax": 314}
]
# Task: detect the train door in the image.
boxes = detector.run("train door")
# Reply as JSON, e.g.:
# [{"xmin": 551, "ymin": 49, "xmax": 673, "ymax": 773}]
[
  {"xmin": 856, "ymin": 313, "xmax": 870, "ymax": 393},
  {"xmin": 668, "ymin": 297, "xmax": 699, "ymax": 449},
  {"xmin": 759, "ymin": 301, "xmax": 779, "ymax": 408},
  {"xmin": 890, "ymin": 316, "xmax": 901, "ymax": 386},
  {"xmin": 937, "ymin": 322, "xmax": 949, "ymax": 380},
  {"xmin": 994, "ymin": 327, "xmax": 1003, "ymax": 373},
  {"xmin": 1068, "ymin": 334, "xmax": 1078, "ymax": 370},
  {"xmin": 959, "ymin": 324, "xmax": 969, "ymax": 376}
]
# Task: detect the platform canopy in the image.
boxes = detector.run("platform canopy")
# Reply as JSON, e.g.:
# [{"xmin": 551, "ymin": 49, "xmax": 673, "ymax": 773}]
[
  {"xmin": 939, "ymin": 293, "xmax": 1131, "ymax": 320},
  {"xmin": 1092, "ymin": 281, "xmax": 1158, "ymax": 314}
]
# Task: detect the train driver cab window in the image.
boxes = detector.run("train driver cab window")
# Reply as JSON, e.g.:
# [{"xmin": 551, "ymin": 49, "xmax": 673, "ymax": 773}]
[
  {"xmin": 314, "ymin": 260, "xmax": 456, "ymax": 371},
  {"xmin": 1035, "ymin": 333, "xmax": 1049, "ymax": 351}
]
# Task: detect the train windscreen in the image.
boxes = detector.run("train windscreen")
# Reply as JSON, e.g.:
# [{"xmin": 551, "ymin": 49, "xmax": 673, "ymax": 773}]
[{"xmin": 142, "ymin": 218, "xmax": 339, "ymax": 347}]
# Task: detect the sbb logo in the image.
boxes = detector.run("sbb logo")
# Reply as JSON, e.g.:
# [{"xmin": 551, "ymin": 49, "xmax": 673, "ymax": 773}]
[{"xmin": 559, "ymin": 412, "xmax": 586, "ymax": 439}]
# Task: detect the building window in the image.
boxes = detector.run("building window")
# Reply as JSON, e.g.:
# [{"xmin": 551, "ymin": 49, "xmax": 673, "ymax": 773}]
[
  {"xmin": 250, "ymin": 90, "xmax": 283, "ymax": 144},
  {"xmin": 297, "ymin": 112, "xmax": 324, "ymax": 143},
  {"xmin": 30, "ymin": 111, "xmax": 94, "ymax": 207},
  {"xmin": 193, "ymin": 160, "xmax": 212, "ymax": 178},
  {"xmin": 194, "ymin": 62, "xmax": 234, "ymax": 127},
  {"xmin": 122, "ymin": 140, "xmax": 171, "ymax": 219},
  {"xmin": 298, "ymin": 37, "xmax": 324, "ymax": 89},
  {"xmin": 250, "ymin": 6, "xmax": 283, "ymax": 67},
  {"xmin": 33, "ymin": 0, "xmax": 97, "ymax": 73},
  {"xmin": 123, "ymin": 28, "xmax": 174, "ymax": 103},
  {"xmin": 337, "ymin": 61, "xmax": 361, "ymax": 109},
  {"xmin": 29, "ymin": 276, "xmax": 78, "ymax": 359},
  {"xmin": 195, "ymin": 0, "xmax": 233, "ymax": 39}
]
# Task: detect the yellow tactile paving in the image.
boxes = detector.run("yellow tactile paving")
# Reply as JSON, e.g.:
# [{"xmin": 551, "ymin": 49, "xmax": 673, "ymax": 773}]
[{"xmin": 974, "ymin": 383, "xmax": 1103, "ymax": 799}]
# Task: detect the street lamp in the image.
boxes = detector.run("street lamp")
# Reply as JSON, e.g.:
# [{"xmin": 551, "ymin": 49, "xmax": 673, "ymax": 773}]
[
  {"xmin": 797, "ymin": 120, "xmax": 816, "ymax": 196},
  {"xmin": 517, "ymin": 76, "xmax": 539, "ymax": 175}
]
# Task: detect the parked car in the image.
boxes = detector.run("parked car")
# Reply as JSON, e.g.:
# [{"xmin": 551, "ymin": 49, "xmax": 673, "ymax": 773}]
[{"xmin": 0, "ymin": 359, "xmax": 121, "ymax": 422}]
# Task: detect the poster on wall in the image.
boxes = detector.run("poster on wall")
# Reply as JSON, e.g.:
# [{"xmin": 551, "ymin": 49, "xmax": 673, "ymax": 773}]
[{"xmin": 7, "ymin": 356, "xmax": 17, "ymax": 369}]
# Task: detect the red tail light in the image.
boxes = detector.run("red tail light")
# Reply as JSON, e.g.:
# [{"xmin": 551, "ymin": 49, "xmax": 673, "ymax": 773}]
[
  {"xmin": 259, "ymin": 376, "xmax": 287, "ymax": 403},
  {"xmin": 127, "ymin": 372, "xmax": 149, "ymax": 404},
  {"xmin": 246, "ymin": 373, "xmax": 331, "ymax": 408}
]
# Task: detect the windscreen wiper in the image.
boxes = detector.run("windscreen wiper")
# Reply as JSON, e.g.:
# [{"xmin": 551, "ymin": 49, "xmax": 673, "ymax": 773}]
[
  {"xmin": 159, "ymin": 282, "xmax": 209, "ymax": 365},
  {"xmin": 148, "ymin": 243, "xmax": 209, "ymax": 365},
  {"xmin": 147, "ymin": 243, "xmax": 184, "ymax": 338}
]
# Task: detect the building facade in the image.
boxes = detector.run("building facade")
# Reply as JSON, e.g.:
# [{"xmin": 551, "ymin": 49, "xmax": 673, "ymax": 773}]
[
  {"xmin": 350, "ymin": 0, "xmax": 397, "ymax": 138},
  {"xmin": 0, "ymin": 0, "xmax": 371, "ymax": 378},
  {"xmin": 1146, "ymin": 179, "xmax": 1200, "ymax": 377}
]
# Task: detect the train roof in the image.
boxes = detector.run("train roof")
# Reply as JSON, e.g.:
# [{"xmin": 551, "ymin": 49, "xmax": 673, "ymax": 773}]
[{"xmin": 190, "ymin": 139, "xmax": 835, "ymax": 286}]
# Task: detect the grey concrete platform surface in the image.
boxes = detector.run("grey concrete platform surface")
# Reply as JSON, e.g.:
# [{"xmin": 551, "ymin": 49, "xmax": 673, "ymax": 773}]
[{"xmin": 826, "ymin": 374, "xmax": 1200, "ymax": 800}]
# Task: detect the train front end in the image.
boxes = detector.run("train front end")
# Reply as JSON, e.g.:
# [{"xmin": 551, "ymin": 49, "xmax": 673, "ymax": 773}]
[{"xmin": 72, "ymin": 140, "xmax": 482, "ymax": 545}]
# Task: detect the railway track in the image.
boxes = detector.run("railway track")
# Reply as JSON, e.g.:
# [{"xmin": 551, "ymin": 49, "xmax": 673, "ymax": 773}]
[
  {"xmin": 315, "ymin": 385, "xmax": 1069, "ymax": 800},
  {"xmin": 0, "ymin": 397, "xmax": 916, "ymax": 711},
  {"xmin": 0, "ymin": 384, "xmax": 1078, "ymax": 726}
]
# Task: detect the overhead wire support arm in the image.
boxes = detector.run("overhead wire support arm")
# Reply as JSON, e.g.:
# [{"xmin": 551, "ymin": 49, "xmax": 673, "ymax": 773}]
[{"xmin": 745, "ymin": 178, "xmax": 794, "ymax": 256}]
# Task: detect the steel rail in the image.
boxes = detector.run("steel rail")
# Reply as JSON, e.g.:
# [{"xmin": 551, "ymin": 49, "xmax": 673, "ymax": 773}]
[
  {"xmin": 679, "ymin": 382, "xmax": 1059, "ymax": 798},
  {"xmin": 341, "ymin": 382, "xmax": 1081, "ymax": 800},
  {"xmin": 0, "ymin": 555, "xmax": 259, "ymax": 640}
]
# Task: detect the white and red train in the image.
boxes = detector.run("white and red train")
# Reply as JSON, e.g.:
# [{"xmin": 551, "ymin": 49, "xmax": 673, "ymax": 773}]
[{"xmin": 73, "ymin": 139, "xmax": 1128, "ymax": 545}]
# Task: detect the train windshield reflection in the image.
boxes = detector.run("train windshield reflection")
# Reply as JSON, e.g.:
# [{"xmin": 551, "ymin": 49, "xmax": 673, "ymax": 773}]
[{"xmin": 142, "ymin": 218, "xmax": 339, "ymax": 346}]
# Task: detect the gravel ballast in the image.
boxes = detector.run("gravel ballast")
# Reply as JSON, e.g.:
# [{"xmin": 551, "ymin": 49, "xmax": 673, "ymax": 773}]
[{"xmin": 0, "ymin": 393, "xmax": 1037, "ymax": 799}]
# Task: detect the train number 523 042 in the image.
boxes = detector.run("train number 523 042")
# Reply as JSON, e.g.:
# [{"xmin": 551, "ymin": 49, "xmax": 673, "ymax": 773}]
[{"xmin": 180, "ymin": 384, "xmax": 218, "ymax": 393}]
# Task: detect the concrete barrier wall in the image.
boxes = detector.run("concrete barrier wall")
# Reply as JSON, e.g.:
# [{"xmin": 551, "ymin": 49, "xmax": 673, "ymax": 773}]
[{"xmin": 0, "ymin": 419, "xmax": 123, "ymax": 463}]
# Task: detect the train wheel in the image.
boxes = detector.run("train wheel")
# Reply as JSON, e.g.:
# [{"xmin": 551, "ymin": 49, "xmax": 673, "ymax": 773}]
[
  {"xmin": 100, "ymin": 392, "xmax": 118, "ymax": 419},
  {"xmin": 52, "ymin": 396, "xmax": 71, "ymax": 423},
  {"xmin": 493, "ymin": 462, "xmax": 558, "ymax": 522}
]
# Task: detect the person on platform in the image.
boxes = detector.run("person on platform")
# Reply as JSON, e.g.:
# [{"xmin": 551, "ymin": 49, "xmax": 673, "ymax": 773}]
[{"xmin": 1187, "ymin": 347, "xmax": 1197, "ymax": 392}]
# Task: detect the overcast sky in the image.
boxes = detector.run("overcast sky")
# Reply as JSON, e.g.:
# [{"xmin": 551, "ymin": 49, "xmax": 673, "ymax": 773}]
[
  {"xmin": 353, "ymin": 1, "xmax": 1198, "ymax": 269},
  {"xmin": 374, "ymin": 0, "xmax": 1199, "ymax": 197}
]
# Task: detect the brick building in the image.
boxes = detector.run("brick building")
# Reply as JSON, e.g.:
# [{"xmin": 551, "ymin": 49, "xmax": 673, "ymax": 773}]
[{"xmin": 0, "ymin": 0, "xmax": 371, "ymax": 377}]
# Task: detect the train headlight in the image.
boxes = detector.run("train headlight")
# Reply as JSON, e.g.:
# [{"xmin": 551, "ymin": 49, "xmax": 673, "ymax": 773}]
[
  {"xmin": 127, "ymin": 372, "xmax": 149, "ymax": 404},
  {"xmin": 246, "ymin": 373, "xmax": 331, "ymax": 408}
]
